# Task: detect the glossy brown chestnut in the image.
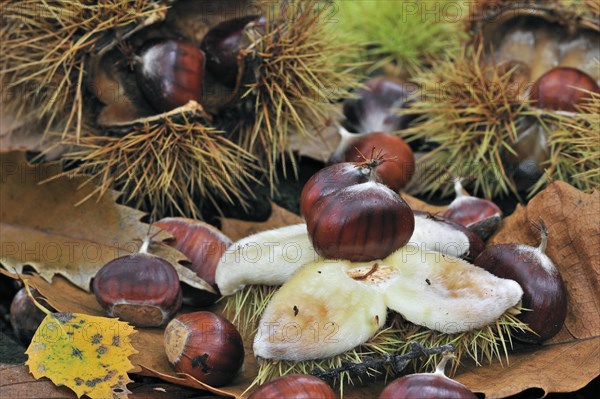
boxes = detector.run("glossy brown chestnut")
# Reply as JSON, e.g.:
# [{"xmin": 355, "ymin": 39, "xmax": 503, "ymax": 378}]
[
  {"xmin": 343, "ymin": 77, "xmax": 417, "ymax": 133},
  {"xmin": 442, "ymin": 179, "xmax": 502, "ymax": 241},
  {"xmin": 164, "ymin": 312, "xmax": 244, "ymax": 387},
  {"xmin": 379, "ymin": 354, "xmax": 476, "ymax": 399},
  {"xmin": 201, "ymin": 16, "xmax": 259, "ymax": 87},
  {"xmin": 156, "ymin": 218, "xmax": 231, "ymax": 306},
  {"xmin": 300, "ymin": 162, "xmax": 376, "ymax": 218},
  {"xmin": 530, "ymin": 67, "xmax": 599, "ymax": 112},
  {"xmin": 135, "ymin": 38, "xmax": 205, "ymax": 112},
  {"xmin": 474, "ymin": 222, "xmax": 567, "ymax": 343},
  {"xmin": 10, "ymin": 287, "xmax": 52, "ymax": 345},
  {"xmin": 330, "ymin": 131, "xmax": 415, "ymax": 191},
  {"xmin": 248, "ymin": 374, "xmax": 336, "ymax": 399},
  {"xmin": 301, "ymin": 161, "xmax": 415, "ymax": 261},
  {"xmin": 93, "ymin": 251, "xmax": 182, "ymax": 327}
]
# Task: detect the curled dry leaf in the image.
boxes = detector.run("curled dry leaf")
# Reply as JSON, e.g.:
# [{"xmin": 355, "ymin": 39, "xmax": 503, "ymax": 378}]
[
  {"xmin": 0, "ymin": 151, "xmax": 213, "ymax": 294},
  {"xmin": 456, "ymin": 181, "xmax": 600, "ymax": 397}
]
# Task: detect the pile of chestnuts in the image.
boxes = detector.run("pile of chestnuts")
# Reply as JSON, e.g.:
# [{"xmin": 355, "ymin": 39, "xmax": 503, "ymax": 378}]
[
  {"xmin": 95, "ymin": 13, "xmax": 263, "ymax": 124},
  {"xmin": 92, "ymin": 219, "xmax": 231, "ymax": 327}
]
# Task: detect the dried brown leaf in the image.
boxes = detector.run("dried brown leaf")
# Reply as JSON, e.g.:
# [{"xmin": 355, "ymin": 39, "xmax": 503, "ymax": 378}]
[
  {"xmin": 0, "ymin": 151, "xmax": 213, "ymax": 293},
  {"xmin": 219, "ymin": 203, "xmax": 303, "ymax": 241},
  {"xmin": 456, "ymin": 181, "xmax": 600, "ymax": 397}
]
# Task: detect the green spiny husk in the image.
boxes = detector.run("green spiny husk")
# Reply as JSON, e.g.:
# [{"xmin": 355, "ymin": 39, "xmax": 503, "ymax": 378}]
[
  {"xmin": 0, "ymin": 0, "xmax": 164, "ymax": 138},
  {"xmin": 335, "ymin": 0, "xmax": 468, "ymax": 78},
  {"xmin": 401, "ymin": 44, "xmax": 599, "ymax": 199},
  {"xmin": 224, "ymin": 284, "xmax": 530, "ymax": 393}
]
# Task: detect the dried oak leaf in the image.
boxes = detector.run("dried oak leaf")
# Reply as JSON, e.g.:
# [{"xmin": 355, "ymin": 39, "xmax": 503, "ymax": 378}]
[
  {"xmin": 455, "ymin": 181, "xmax": 600, "ymax": 398},
  {"xmin": 0, "ymin": 151, "xmax": 213, "ymax": 293}
]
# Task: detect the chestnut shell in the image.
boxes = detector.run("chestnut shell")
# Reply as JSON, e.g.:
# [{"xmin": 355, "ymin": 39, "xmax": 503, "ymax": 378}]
[
  {"xmin": 135, "ymin": 38, "xmax": 205, "ymax": 112},
  {"xmin": 164, "ymin": 312, "xmax": 244, "ymax": 387},
  {"xmin": 331, "ymin": 132, "xmax": 415, "ymax": 191},
  {"xmin": 474, "ymin": 244, "xmax": 568, "ymax": 342},
  {"xmin": 93, "ymin": 253, "xmax": 182, "ymax": 327},
  {"xmin": 10, "ymin": 287, "xmax": 51, "ymax": 345},
  {"xmin": 379, "ymin": 373, "xmax": 477, "ymax": 399},
  {"xmin": 443, "ymin": 196, "xmax": 502, "ymax": 228},
  {"xmin": 530, "ymin": 67, "xmax": 600, "ymax": 112},
  {"xmin": 201, "ymin": 16, "xmax": 259, "ymax": 87},
  {"xmin": 343, "ymin": 77, "xmax": 417, "ymax": 133},
  {"xmin": 413, "ymin": 211, "xmax": 485, "ymax": 261},
  {"xmin": 156, "ymin": 218, "xmax": 231, "ymax": 305},
  {"xmin": 248, "ymin": 374, "xmax": 336, "ymax": 399},
  {"xmin": 300, "ymin": 163, "xmax": 374, "ymax": 218},
  {"xmin": 302, "ymin": 162, "xmax": 415, "ymax": 261}
]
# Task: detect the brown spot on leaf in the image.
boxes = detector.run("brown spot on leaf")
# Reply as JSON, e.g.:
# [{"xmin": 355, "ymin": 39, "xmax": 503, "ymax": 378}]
[
  {"xmin": 96, "ymin": 345, "xmax": 108, "ymax": 355},
  {"xmin": 91, "ymin": 334, "xmax": 102, "ymax": 345}
]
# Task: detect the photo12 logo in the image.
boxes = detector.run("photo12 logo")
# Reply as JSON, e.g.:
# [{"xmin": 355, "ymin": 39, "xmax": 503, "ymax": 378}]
[{"xmin": 255, "ymin": 321, "xmax": 340, "ymax": 344}]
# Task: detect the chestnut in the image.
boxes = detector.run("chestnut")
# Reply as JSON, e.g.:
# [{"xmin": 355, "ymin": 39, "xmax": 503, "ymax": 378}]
[
  {"xmin": 10, "ymin": 287, "xmax": 52, "ymax": 345},
  {"xmin": 412, "ymin": 211, "xmax": 485, "ymax": 261},
  {"xmin": 329, "ymin": 129, "xmax": 415, "ymax": 191},
  {"xmin": 134, "ymin": 38, "xmax": 205, "ymax": 112},
  {"xmin": 92, "ymin": 240, "xmax": 182, "ymax": 327},
  {"xmin": 248, "ymin": 374, "xmax": 336, "ymax": 399},
  {"xmin": 379, "ymin": 353, "xmax": 476, "ymax": 399},
  {"xmin": 343, "ymin": 77, "xmax": 417, "ymax": 134},
  {"xmin": 164, "ymin": 312, "xmax": 244, "ymax": 387},
  {"xmin": 474, "ymin": 220, "xmax": 567, "ymax": 343},
  {"xmin": 529, "ymin": 67, "xmax": 600, "ymax": 112},
  {"xmin": 155, "ymin": 218, "xmax": 231, "ymax": 306},
  {"xmin": 301, "ymin": 160, "xmax": 414, "ymax": 261},
  {"xmin": 442, "ymin": 179, "xmax": 502, "ymax": 241},
  {"xmin": 200, "ymin": 16, "xmax": 260, "ymax": 87}
]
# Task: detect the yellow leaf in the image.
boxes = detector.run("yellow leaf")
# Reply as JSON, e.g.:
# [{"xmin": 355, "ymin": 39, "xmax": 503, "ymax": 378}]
[{"xmin": 25, "ymin": 312, "xmax": 138, "ymax": 399}]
